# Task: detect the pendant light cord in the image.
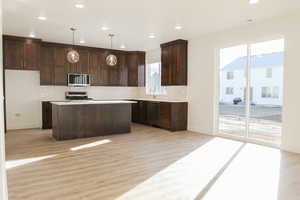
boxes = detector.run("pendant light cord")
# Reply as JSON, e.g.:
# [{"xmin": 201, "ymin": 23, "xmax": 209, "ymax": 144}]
[
  {"xmin": 70, "ymin": 27, "xmax": 76, "ymax": 49},
  {"xmin": 109, "ymin": 34, "xmax": 114, "ymax": 49},
  {"xmin": 110, "ymin": 36, "xmax": 112, "ymax": 49},
  {"xmin": 73, "ymin": 30, "xmax": 75, "ymax": 47}
]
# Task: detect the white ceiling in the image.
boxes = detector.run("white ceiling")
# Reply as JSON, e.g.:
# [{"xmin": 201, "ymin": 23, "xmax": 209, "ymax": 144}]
[{"xmin": 3, "ymin": 0, "xmax": 300, "ymax": 51}]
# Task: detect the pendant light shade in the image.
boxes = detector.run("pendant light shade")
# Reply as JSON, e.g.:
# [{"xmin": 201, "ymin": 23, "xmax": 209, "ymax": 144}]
[
  {"xmin": 67, "ymin": 50, "xmax": 80, "ymax": 64},
  {"xmin": 106, "ymin": 34, "xmax": 118, "ymax": 66},
  {"xmin": 67, "ymin": 28, "xmax": 80, "ymax": 64},
  {"xmin": 106, "ymin": 54, "xmax": 118, "ymax": 66}
]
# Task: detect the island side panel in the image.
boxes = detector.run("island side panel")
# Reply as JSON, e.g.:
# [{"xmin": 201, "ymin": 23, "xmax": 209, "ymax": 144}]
[
  {"xmin": 52, "ymin": 103, "xmax": 132, "ymax": 140},
  {"xmin": 111, "ymin": 104, "xmax": 131, "ymax": 134},
  {"xmin": 52, "ymin": 104, "xmax": 60, "ymax": 140}
]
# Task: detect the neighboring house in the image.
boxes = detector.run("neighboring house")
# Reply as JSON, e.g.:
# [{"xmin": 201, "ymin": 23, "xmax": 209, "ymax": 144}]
[{"xmin": 220, "ymin": 52, "xmax": 283, "ymax": 106}]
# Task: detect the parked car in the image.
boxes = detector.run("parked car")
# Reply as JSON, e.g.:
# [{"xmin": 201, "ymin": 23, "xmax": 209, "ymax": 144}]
[{"xmin": 233, "ymin": 97, "xmax": 242, "ymax": 105}]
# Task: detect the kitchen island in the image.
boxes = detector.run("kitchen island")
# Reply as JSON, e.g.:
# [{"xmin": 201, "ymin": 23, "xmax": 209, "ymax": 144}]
[{"xmin": 51, "ymin": 100, "xmax": 136, "ymax": 140}]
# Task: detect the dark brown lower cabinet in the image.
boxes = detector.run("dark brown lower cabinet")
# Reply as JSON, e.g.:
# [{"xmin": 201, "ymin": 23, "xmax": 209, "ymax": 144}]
[
  {"xmin": 147, "ymin": 102, "xmax": 160, "ymax": 126},
  {"xmin": 42, "ymin": 101, "xmax": 52, "ymax": 129},
  {"xmin": 132, "ymin": 100, "xmax": 187, "ymax": 131},
  {"xmin": 43, "ymin": 100, "xmax": 187, "ymax": 132},
  {"xmin": 52, "ymin": 103, "xmax": 131, "ymax": 140}
]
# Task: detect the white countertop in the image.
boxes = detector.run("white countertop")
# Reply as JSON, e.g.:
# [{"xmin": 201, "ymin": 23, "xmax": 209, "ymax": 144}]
[
  {"xmin": 132, "ymin": 98, "xmax": 188, "ymax": 103},
  {"xmin": 51, "ymin": 100, "xmax": 137, "ymax": 106}
]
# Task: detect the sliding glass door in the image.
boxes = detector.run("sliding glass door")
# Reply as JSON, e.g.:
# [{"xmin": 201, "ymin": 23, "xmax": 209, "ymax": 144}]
[
  {"xmin": 219, "ymin": 45, "xmax": 247, "ymax": 138},
  {"xmin": 218, "ymin": 39, "xmax": 284, "ymax": 145},
  {"xmin": 248, "ymin": 39, "xmax": 284, "ymax": 145}
]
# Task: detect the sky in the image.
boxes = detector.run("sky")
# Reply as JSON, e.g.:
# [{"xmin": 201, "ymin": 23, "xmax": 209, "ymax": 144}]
[{"xmin": 220, "ymin": 39, "xmax": 284, "ymax": 69}]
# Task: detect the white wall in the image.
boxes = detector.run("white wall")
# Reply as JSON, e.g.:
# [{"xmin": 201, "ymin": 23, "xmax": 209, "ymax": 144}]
[
  {"xmin": 0, "ymin": 0, "xmax": 8, "ymax": 198},
  {"xmin": 188, "ymin": 11, "xmax": 300, "ymax": 153},
  {"xmin": 5, "ymin": 70, "xmax": 42, "ymax": 130}
]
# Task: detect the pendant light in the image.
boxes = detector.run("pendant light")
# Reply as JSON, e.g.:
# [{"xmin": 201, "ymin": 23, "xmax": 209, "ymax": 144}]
[
  {"xmin": 106, "ymin": 34, "xmax": 118, "ymax": 66},
  {"xmin": 67, "ymin": 28, "xmax": 80, "ymax": 64}
]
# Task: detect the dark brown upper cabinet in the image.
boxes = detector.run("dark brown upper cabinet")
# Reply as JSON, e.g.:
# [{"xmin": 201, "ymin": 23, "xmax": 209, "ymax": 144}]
[
  {"xmin": 119, "ymin": 53, "xmax": 128, "ymax": 86},
  {"xmin": 127, "ymin": 51, "xmax": 145, "ymax": 87},
  {"xmin": 4, "ymin": 35, "xmax": 146, "ymax": 87},
  {"xmin": 40, "ymin": 43, "xmax": 55, "ymax": 85},
  {"xmin": 161, "ymin": 39, "xmax": 188, "ymax": 86},
  {"xmin": 3, "ymin": 35, "xmax": 41, "ymax": 71},
  {"xmin": 88, "ymin": 49, "xmax": 102, "ymax": 86},
  {"xmin": 53, "ymin": 46, "xmax": 68, "ymax": 85}
]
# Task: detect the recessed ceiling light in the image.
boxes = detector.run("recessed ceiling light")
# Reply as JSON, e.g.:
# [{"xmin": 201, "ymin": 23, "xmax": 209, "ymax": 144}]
[
  {"xmin": 174, "ymin": 25, "xmax": 183, "ymax": 30},
  {"xmin": 37, "ymin": 16, "xmax": 47, "ymax": 21},
  {"xmin": 249, "ymin": 0, "xmax": 259, "ymax": 4},
  {"xmin": 75, "ymin": 3, "xmax": 84, "ymax": 8},
  {"xmin": 29, "ymin": 33, "xmax": 35, "ymax": 38},
  {"xmin": 79, "ymin": 40, "xmax": 85, "ymax": 44},
  {"xmin": 120, "ymin": 44, "xmax": 126, "ymax": 49},
  {"xmin": 101, "ymin": 26, "xmax": 109, "ymax": 31},
  {"xmin": 148, "ymin": 33, "xmax": 156, "ymax": 39},
  {"xmin": 247, "ymin": 19, "xmax": 254, "ymax": 23}
]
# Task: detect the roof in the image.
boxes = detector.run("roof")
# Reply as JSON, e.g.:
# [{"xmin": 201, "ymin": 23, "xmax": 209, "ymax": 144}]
[{"xmin": 222, "ymin": 52, "xmax": 283, "ymax": 71}]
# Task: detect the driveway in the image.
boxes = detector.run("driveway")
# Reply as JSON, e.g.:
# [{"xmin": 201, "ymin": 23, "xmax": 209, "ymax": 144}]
[{"xmin": 219, "ymin": 104, "xmax": 282, "ymax": 122}]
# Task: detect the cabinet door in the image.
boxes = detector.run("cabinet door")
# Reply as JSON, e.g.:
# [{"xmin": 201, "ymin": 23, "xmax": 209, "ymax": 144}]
[
  {"xmin": 127, "ymin": 53, "xmax": 138, "ymax": 86},
  {"xmin": 23, "ymin": 41, "xmax": 40, "ymax": 70},
  {"xmin": 40, "ymin": 45, "xmax": 55, "ymax": 85},
  {"xmin": 109, "ymin": 52, "xmax": 126, "ymax": 86},
  {"xmin": 79, "ymin": 49, "xmax": 90, "ymax": 74},
  {"xmin": 88, "ymin": 50, "xmax": 100, "ymax": 86},
  {"xmin": 138, "ymin": 52, "xmax": 145, "ymax": 86},
  {"xmin": 161, "ymin": 46, "xmax": 172, "ymax": 86},
  {"xmin": 42, "ymin": 101, "xmax": 52, "ymax": 129},
  {"xmin": 175, "ymin": 44, "xmax": 187, "ymax": 85},
  {"xmin": 139, "ymin": 101, "xmax": 148, "ymax": 124},
  {"xmin": 147, "ymin": 102, "xmax": 159, "ymax": 126},
  {"xmin": 3, "ymin": 39, "xmax": 24, "ymax": 69},
  {"xmin": 119, "ymin": 53, "xmax": 128, "ymax": 86},
  {"xmin": 99, "ymin": 52, "xmax": 109, "ymax": 86},
  {"xmin": 161, "ymin": 40, "xmax": 188, "ymax": 86},
  {"xmin": 132, "ymin": 101, "xmax": 140, "ymax": 123},
  {"xmin": 54, "ymin": 47, "xmax": 68, "ymax": 85},
  {"xmin": 108, "ymin": 68, "xmax": 120, "ymax": 86},
  {"xmin": 158, "ymin": 102, "xmax": 171, "ymax": 129}
]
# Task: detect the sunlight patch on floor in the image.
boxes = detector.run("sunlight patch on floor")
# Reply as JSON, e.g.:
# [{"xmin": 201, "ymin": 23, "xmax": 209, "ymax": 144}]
[
  {"xmin": 6, "ymin": 155, "xmax": 57, "ymax": 169},
  {"xmin": 70, "ymin": 139, "xmax": 111, "ymax": 151},
  {"xmin": 116, "ymin": 138, "xmax": 244, "ymax": 200},
  {"xmin": 202, "ymin": 144, "xmax": 280, "ymax": 200}
]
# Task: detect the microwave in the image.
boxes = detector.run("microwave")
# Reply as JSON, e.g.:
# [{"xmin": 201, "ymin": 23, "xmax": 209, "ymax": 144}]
[{"xmin": 68, "ymin": 73, "xmax": 90, "ymax": 87}]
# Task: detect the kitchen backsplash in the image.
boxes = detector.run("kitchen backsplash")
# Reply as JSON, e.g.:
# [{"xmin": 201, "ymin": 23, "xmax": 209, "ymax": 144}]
[
  {"xmin": 40, "ymin": 86, "xmax": 140, "ymax": 101},
  {"xmin": 138, "ymin": 86, "xmax": 187, "ymax": 100}
]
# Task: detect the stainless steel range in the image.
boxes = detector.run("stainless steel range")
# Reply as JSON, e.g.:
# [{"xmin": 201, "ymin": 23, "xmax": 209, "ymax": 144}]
[{"xmin": 65, "ymin": 91, "xmax": 91, "ymax": 100}]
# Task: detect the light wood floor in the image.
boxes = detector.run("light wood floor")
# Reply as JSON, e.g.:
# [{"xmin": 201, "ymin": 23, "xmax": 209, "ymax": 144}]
[{"xmin": 5, "ymin": 124, "xmax": 300, "ymax": 200}]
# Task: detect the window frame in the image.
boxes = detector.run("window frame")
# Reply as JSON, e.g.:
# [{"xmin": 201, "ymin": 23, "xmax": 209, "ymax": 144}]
[
  {"xmin": 145, "ymin": 62, "xmax": 167, "ymax": 95},
  {"xmin": 226, "ymin": 87, "xmax": 234, "ymax": 95},
  {"xmin": 266, "ymin": 68, "xmax": 273, "ymax": 78},
  {"xmin": 226, "ymin": 71, "xmax": 234, "ymax": 80}
]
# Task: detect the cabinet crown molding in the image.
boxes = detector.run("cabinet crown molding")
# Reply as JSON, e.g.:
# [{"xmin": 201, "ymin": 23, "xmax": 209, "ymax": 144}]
[{"xmin": 160, "ymin": 39, "xmax": 188, "ymax": 48}]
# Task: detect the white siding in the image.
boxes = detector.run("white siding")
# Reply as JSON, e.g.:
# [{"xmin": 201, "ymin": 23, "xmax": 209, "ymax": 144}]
[{"xmin": 220, "ymin": 66, "xmax": 283, "ymax": 105}]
